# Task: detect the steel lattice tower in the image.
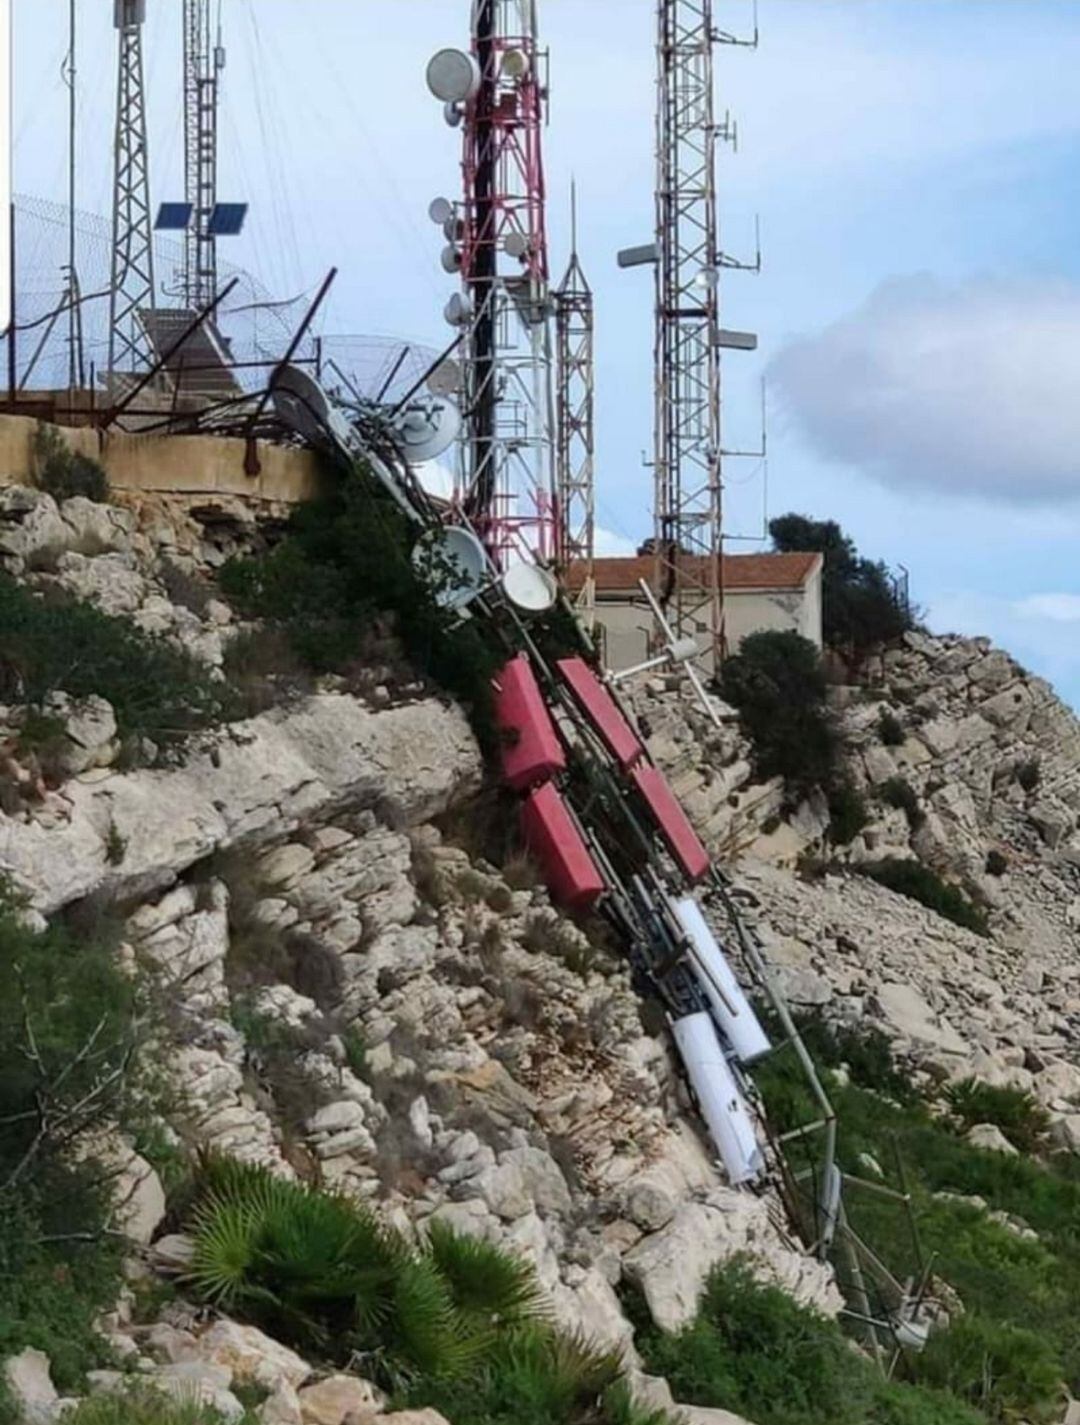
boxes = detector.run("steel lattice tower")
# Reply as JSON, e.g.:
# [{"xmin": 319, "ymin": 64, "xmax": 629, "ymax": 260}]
[
  {"xmin": 183, "ymin": 0, "xmax": 224, "ymax": 309},
  {"xmin": 458, "ymin": 0, "xmax": 555, "ymax": 565},
  {"xmin": 554, "ymin": 189, "xmax": 595, "ymax": 613},
  {"xmin": 109, "ymin": 0, "xmax": 155, "ymax": 382},
  {"xmin": 654, "ymin": 0, "xmax": 724, "ymax": 660}
]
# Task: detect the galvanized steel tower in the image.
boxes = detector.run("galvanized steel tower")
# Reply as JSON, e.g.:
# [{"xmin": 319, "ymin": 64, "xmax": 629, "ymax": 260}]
[{"xmin": 108, "ymin": 0, "xmax": 156, "ymax": 383}]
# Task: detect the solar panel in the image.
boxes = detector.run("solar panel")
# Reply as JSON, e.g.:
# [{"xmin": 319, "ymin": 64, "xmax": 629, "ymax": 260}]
[
  {"xmin": 155, "ymin": 202, "xmax": 193, "ymax": 231},
  {"xmin": 208, "ymin": 203, "xmax": 248, "ymax": 237}
]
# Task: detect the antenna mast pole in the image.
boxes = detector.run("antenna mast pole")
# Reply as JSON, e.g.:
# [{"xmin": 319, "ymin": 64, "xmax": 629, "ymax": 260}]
[
  {"xmin": 108, "ymin": 0, "xmax": 155, "ymax": 385},
  {"xmin": 650, "ymin": 1, "xmax": 757, "ymax": 667},
  {"xmin": 183, "ymin": 0, "xmax": 224, "ymax": 308},
  {"xmin": 555, "ymin": 183, "xmax": 595, "ymax": 618},
  {"xmin": 654, "ymin": 0, "xmax": 724, "ymax": 664},
  {"xmin": 452, "ymin": 0, "xmax": 556, "ymax": 565}
]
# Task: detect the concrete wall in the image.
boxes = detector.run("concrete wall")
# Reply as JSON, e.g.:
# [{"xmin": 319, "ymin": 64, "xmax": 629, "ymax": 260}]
[
  {"xmin": 594, "ymin": 569, "xmax": 824, "ymax": 673},
  {"xmin": 0, "ymin": 414, "xmax": 322, "ymax": 506}
]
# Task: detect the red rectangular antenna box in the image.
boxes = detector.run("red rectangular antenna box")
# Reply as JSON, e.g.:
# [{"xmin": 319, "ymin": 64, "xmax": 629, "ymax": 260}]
[
  {"xmin": 557, "ymin": 657, "xmax": 644, "ymax": 770},
  {"xmin": 631, "ymin": 764, "xmax": 712, "ymax": 882},
  {"xmin": 521, "ymin": 782, "xmax": 606, "ymax": 914},
  {"xmin": 494, "ymin": 655, "xmax": 566, "ymax": 793}
]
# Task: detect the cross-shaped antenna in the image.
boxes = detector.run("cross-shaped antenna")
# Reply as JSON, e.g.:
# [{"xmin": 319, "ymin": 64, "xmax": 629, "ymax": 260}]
[{"xmin": 607, "ymin": 578, "xmax": 724, "ymax": 730}]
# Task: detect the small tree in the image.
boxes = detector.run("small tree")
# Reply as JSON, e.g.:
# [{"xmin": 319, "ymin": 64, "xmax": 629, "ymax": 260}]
[
  {"xmin": 721, "ymin": 630, "xmax": 838, "ymax": 799},
  {"xmin": 769, "ymin": 513, "xmax": 913, "ymax": 664}
]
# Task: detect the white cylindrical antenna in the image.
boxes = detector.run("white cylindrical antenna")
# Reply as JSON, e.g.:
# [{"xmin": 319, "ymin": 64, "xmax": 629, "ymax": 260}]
[
  {"xmin": 672, "ymin": 1012, "xmax": 764, "ymax": 1185},
  {"xmin": 428, "ymin": 196, "xmax": 455, "ymax": 225},
  {"xmin": 440, "ymin": 244, "xmax": 463, "ymax": 274},
  {"xmin": 674, "ymin": 897, "xmax": 770, "ymax": 1063}
]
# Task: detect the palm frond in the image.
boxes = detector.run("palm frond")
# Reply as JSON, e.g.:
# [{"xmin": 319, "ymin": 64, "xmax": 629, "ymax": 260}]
[
  {"xmin": 188, "ymin": 1197, "xmax": 263, "ymax": 1308},
  {"xmin": 424, "ymin": 1219, "xmax": 547, "ymax": 1328}
]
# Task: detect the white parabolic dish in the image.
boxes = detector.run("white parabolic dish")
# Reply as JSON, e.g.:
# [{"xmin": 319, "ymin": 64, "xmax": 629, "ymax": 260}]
[
  {"xmin": 502, "ymin": 562, "xmax": 557, "ymax": 614},
  {"xmin": 426, "ymin": 48, "xmax": 481, "ymax": 104},
  {"xmin": 413, "ymin": 526, "xmax": 488, "ymax": 611}
]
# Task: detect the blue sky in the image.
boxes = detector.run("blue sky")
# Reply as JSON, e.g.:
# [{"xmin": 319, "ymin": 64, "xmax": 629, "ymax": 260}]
[{"xmin": 15, "ymin": 1, "xmax": 1080, "ymax": 704}]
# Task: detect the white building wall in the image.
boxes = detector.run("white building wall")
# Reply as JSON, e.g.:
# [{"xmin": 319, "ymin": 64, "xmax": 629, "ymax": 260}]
[{"xmin": 594, "ymin": 570, "xmax": 824, "ymax": 674}]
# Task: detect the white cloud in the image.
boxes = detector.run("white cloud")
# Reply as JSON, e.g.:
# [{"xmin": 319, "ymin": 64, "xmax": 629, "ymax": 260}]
[
  {"xmin": 769, "ymin": 276, "xmax": 1080, "ymax": 504},
  {"xmin": 1015, "ymin": 593, "xmax": 1080, "ymax": 623}
]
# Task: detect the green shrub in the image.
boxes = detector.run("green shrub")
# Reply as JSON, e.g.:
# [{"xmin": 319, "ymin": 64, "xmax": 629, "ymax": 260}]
[
  {"xmin": 60, "ymin": 1391, "xmax": 245, "ymax": 1425},
  {"xmin": 720, "ymin": 630, "xmax": 840, "ymax": 799},
  {"xmin": 1015, "ymin": 760, "xmax": 1041, "ymax": 794},
  {"xmin": 984, "ymin": 849, "xmax": 1008, "ymax": 877},
  {"xmin": 881, "ymin": 777, "xmax": 926, "ymax": 831},
  {"xmin": 0, "ymin": 574, "xmax": 231, "ymax": 759},
  {"xmin": 827, "ymin": 778, "xmax": 869, "ymax": 845},
  {"xmin": 752, "ymin": 1038, "xmax": 1080, "ymax": 1407},
  {"xmin": 860, "ymin": 859, "xmax": 988, "ymax": 936},
  {"xmin": 918, "ymin": 1315, "xmax": 1061, "ymax": 1422},
  {"xmin": 219, "ymin": 469, "xmax": 502, "ymax": 747},
  {"xmin": 879, "ymin": 710, "xmax": 906, "ymax": 746},
  {"xmin": 635, "ymin": 1258, "xmax": 982, "ymax": 1425},
  {"xmin": 0, "ymin": 894, "xmax": 137, "ymax": 1389},
  {"xmin": 945, "ymin": 1079, "xmax": 1051, "ymax": 1154},
  {"xmin": 33, "ymin": 423, "xmax": 109, "ymax": 504}
]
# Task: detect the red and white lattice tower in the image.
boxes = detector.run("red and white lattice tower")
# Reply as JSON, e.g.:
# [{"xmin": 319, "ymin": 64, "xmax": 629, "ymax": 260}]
[{"xmin": 427, "ymin": 1, "xmax": 556, "ymax": 567}]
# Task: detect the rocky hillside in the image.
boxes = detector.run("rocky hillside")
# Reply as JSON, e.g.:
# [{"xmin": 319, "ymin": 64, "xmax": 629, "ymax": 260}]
[{"xmin": 2, "ymin": 472, "xmax": 1080, "ymax": 1425}]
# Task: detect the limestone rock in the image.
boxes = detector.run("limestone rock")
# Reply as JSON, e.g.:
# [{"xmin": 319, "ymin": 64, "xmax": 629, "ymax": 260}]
[
  {"xmin": 622, "ymin": 1189, "xmax": 838, "ymax": 1333},
  {"xmin": 194, "ymin": 1320, "xmax": 312, "ymax": 1391},
  {"xmin": 2, "ymin": 693, "xmax": 482, "ymax": 914},
  {"xmin": 870, "ymin": 983, "xmax": 968, "ymax": 1056},
  {"xmin": 965, "ymin": 1123, "xmax": 1018, "ymax": 1156},
  {"xmin": 148, "ymin": 1362, "xmax": 246, "ymax": 1422},
  {"xmin": 4, "ymin": 1348, "xmax": 58, "ymax": 1425},
  {"xmin": 297, "ymin": 1374, "xmax": 385, "ymax": 1425},
  {"xmin": 260, "ymin": 1382, "xmax": 304, "ymax": 1425},
  {"xmin": 150, "ymin": 1232, "xmax": 196, "ymax": 1273}
]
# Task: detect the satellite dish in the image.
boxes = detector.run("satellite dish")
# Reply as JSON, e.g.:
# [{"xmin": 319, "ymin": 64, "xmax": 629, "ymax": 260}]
[
  {"xmin": 272, "ymin": 365, "xmax": 334, "ymax": 445},
  {"xmin": 442, "ymin": 216, "xmax": 465, "ymax": 242},
  {"xmin": 504, "ymin": 232, "xmax": 531, "ymax": 260},
  {"xmin": 501, "ymin": 48, "xmax": 530, "ymax": 79},
  {"xmin": 392, "ymin": 397, "xmax": 462, "ymax": 465},
  {"xmin": 428, "ymin": 359, "xmax": 463, "ymax": 397},
  {"xmin": 426, "ymin": 48, "xmax": 481, "ymax": 103},
  {"xmin": 444, "ymin": 293, "xmax": 473, "ymax": 328},
  {"xmin": 412, "ymin": 526, "xmax": 489, "ymax": 611},
  {"xmin": 441, "ymin": 244, "xmax": 462, "ymax": 274},
  {"xmin": 428, "ymin": 197, "xmax": 455, "ymax": 225},
  {"xmin": 444, "ymin": 101, "xmax": 464, "ymax": 128},
  {"xmin": 501, "ymin": 562, "xmax": 557, "ymax": 614}
]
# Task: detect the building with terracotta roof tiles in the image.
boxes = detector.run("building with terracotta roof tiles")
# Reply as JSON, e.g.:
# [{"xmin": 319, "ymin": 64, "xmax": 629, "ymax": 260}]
[{"xmin": 565, "ymin": 551, "xmax": 823, "ymax": 672}]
